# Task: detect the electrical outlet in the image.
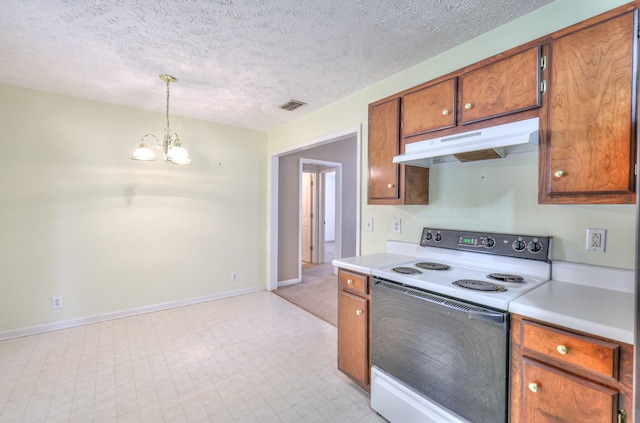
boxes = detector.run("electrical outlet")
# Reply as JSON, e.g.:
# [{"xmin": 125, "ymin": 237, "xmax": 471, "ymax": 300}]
[
  {"xmin": 392, "ymin": 218, "xmax": 401, "ymax": 234},
  {"xmin": 366, "ymin": 217, "xmax": 374, "ymax": 232},
  {"xmin": 586, "ymin": 228, "xmax": 606, "ymax": 252},
  {"xmin": 52, "ymin": 296, "xmax": 63, "ymax": 309},
  {"xmin": 231, "ymin": 272, "xmax": 238, "ymax": 281}
]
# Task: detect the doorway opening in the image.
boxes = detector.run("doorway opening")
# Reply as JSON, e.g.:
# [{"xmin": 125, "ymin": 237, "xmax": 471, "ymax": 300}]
[
  {"xmin": 300, "ymin": 160, "xmax": 341, "ymax": 273},
  {"xmin": 269, "ymin": 127, "xmax": 361, "ymax": 326}
]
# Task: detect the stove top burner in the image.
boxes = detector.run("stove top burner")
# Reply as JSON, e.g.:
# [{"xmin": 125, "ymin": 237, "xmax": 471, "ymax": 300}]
[
  {"xmin": 487, "ymin": 273, "xmax": 524, "ymax": 283},
  {"xmin": 392, "ymin": 267, "xmax": 422, "ymax": 275},
  {"xmin": 415, "ymin": 262, "xmax": 452, "ymax": 271},
  {"xmin": 453, "ymin": 280, "xmax": 507, "ymax": 292}
]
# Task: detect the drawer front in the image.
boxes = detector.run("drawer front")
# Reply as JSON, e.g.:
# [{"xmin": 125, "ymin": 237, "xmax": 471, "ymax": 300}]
[
  {"xmin": 339, "ymin": 270, "xmax": 368, "ymax": 295},
  {"xmin": 522, "ymin": 320, "xmax": 619, "ymax": 378}
]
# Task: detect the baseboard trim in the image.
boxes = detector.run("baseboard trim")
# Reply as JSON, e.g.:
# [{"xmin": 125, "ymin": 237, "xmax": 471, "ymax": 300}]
[
  {"xmin": 278, "ymin": 278, "xmax": 301, "ymax": 288},
  {"xmin": 0, "ymin": 287, "xmax": 265, "ymax": 341}
]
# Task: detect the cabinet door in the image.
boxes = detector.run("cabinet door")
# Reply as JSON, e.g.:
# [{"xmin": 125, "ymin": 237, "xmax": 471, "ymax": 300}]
[
  {"xmin": 522, "ymin": 358, "xmax": 617, "ymax": 423},
  {"xmin": 539, "ymin": 11, "xmax": 637, "ymax": 204},
  {"xmin": 402, "ymin": 78, "xmax": 457, "ymax": 137},
  {"xmin": 338, "ymin": 291, "xmax": 369, "ymax": 389},
  {"xmin": 368, "ymin": 98, "xmax": 430, "ymax": 205},
  {"xmin": 461, "ymin": 46, "xmax": 541, "ymax": 124},
  {"xmin": 368, "ymin": 99, "xmax": 400, "ymax": 202}
]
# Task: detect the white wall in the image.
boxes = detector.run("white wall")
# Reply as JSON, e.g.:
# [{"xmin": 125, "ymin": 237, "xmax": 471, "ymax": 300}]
[
  {"xmin": 324, "ymin": 171, "xmax": 336, "ymax": 242},
  {"xmin": 0, "ymin": 84, "xmax": 268, "ymax": 334},
  {"xmin": 267, "ymin": 0, "xmax": 636, "ymax": 270}
]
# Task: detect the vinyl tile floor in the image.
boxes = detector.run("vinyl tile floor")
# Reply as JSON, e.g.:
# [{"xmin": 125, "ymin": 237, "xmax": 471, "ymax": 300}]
[{"xmin": 0, "ymin": 292, "xmax": 386, "ymax": 423}]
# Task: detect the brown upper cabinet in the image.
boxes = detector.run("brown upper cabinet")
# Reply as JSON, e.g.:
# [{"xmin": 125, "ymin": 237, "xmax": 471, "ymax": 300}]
[
  {"xmin": 401, "ymin": 47, "xmax": 542, "ymax": 144},
  {"xmin": 402, "ymin": 78, "xmax": 457, "ymax": 138},
  {"xmin": 368, "ymin": 98, "xmax": 429, "ymax": 205},
  {"xmin": 368, "ymin": 2, "xmax": 638, "ymax": 206},
  {"xmin": 460, "ymin": 46, "xmax": 541, "ymax": 125},
  {"xmin": 538, "ymin": 9, "xmax": 638, "ymax": 204}
]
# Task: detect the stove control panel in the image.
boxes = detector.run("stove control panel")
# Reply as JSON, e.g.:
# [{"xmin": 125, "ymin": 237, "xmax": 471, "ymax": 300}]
[{"xmin": 420, "ymin": 228, "xmax": 552, "ymax": 261}]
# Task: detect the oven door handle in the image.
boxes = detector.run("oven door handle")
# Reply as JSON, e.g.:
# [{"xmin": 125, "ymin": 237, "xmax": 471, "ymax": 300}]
[{"xmin": 467, "ymin": 309, "xmax": 506, "ymax": 324}]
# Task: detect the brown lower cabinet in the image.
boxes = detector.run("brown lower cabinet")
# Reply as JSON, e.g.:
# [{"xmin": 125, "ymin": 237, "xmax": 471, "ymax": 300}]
[
  {"xmin": 510, "ymin": 314, "xmax": 633, "ymax": 422},
  {"xmin": 337, "ymin": 269, "xmax": 370, "ymax": 391}
]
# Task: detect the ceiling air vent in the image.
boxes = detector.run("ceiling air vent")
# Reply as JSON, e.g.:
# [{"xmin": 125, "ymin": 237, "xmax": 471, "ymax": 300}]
[{"xmin": 280, "ymin": 99, "xmax": 306, "ymax": 111}]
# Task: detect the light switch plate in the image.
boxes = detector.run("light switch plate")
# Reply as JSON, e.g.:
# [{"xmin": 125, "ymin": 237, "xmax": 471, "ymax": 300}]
[{"xmin": 366, "ymin": 217, "xmax": 374, "ymax": 232}]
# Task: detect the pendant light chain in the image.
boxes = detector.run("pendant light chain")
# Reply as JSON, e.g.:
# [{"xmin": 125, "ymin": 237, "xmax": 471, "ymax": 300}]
[{"xmin": 165, "ymin": 78, "xmax": 171, "ymax": 137}]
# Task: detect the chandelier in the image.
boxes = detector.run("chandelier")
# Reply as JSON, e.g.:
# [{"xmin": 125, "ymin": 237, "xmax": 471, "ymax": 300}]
[{"xmin": 131, "ymin": 74, "xmax": 191, "ymax": 165}]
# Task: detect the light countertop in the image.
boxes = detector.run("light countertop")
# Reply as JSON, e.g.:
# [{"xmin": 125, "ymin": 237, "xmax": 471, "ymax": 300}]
[
  {"xmin": 332, "ymin": 253, "xmax": 419, "ymax": 275},
  {"xmin": 334, "ymin": 250, "xmax": 635, "ymax": 345},
  {"xmin": 509, "ymin": 261, "xmax": 634, "ymax": 345}
]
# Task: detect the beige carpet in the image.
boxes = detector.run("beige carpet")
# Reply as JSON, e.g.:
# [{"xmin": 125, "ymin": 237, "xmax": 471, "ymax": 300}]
[{"xmin": 274, "ymin": 262, "xmax": 338, "ymax": 326}]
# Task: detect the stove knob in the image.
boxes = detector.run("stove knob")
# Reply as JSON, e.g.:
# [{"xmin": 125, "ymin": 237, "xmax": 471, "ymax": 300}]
[
  {"xmin": 434, "ymin": 233, "xmax": 443, "ymax": 242},
  {"xmin": 484, "ymin": 237, "xmax": 496, "ymax": 249},
  {"xmin": 527, "ymin": 241, "xmax": 543, "ymax": 254},
  {"xmin": 424, "ymin": 232, "xmax": 433, "ymax": 241},
  {"xmin": 512, "ymin": 239, "xmax": 526, "ymax": 252}
]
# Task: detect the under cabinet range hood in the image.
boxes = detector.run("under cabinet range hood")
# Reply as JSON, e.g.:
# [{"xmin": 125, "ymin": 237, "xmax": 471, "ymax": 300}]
[{"xmin": 393, "ymin": 117, "xmax": 540, "ymax": 167}]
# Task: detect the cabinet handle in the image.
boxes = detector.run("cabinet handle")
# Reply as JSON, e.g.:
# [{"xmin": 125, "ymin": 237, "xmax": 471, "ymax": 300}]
[
  {"xmin": 557, "ymin": 345, "xmax": 568, "ymax": 355},
  {"xmin": 465, "ymin": 103, "xmax": 473, "ymax": 110},
  {"xmin": 355, "ymin": 309, "xmax": 363, "ymax": 316},
  {"xmin": 528, "ymin": 383, "xmax": 539, "ymax": 393},
  {"xmin": 347, "ymin": 279, "xmax": 354, "ymax": 285},
  {"xmin": 388, "ymin": 183, "xmax": 395, "ymax": 189},
  {"xmin": 554, "ymin": 170, "xmax": 564, "ymax": 178},
  {"xmin": 618, "ymin": 409, "xmax": 627, "ymax": 423},
  {"xmin": 442, "ymin": 109, "xmax": 450, "ymax": 115}
]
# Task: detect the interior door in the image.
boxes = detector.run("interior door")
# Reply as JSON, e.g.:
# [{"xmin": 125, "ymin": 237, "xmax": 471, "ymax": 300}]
[{"xmin": 301, "ymin": 172, "xmax": 315, "ymax": 263}]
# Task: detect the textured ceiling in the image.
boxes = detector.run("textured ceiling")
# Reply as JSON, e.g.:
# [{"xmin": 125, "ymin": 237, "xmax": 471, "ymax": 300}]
[{"xmin": 0, "ymin": 0, "xmax": 554, "ymax": 131}]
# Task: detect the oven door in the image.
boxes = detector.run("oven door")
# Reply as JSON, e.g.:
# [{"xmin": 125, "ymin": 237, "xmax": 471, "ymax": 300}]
[{"xmin": 371, "ymin": 278, "xmax": 509, "ymax": 423}]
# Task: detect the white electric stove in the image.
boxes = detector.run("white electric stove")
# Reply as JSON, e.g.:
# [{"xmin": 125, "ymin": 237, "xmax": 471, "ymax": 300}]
[
  {"xmin": 372, "ymin": 238, "xmax": 551, "ymax": 311},
  {"xmin": 370, "ymin": 227, "xmax": 552, "ymax": 423}
]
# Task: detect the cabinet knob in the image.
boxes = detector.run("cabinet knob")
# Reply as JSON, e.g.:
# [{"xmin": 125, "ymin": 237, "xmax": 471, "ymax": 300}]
[
  {"xmin": 388, "ymin": 183, "xmax": 395, "ymax": 189},
  {"xmin": 442, "ymin": 109, "xmax": 450, "ymax": 115},
  {"xmin": 528, "ymin": 383, "xmax": 539, "ymax": 393},
  {"xmin": 347, "ymin": 279, "xmax": 354, "ymax": 285},
  {"xmin": 355, "ymin": 309, "xmax": 363, "ymax": 316},
  {"xmin": 465, "ymin": 103, "xmax": 473, "ymax": 110},
  {"xmin": 557, "ymin": 345, "xmax": 568, "ymax": 355},
  {"xmin": 554, "ymin": 170, "xmax": 564, "ymax": 178}
]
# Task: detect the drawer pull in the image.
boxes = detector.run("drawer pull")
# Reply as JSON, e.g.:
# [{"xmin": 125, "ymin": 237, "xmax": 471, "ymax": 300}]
[
  {"xmin": 465, "ymin": 103, "xmax": 473, "ymax": 110},
  {"xmin": 557, "ymin": 345, "xmax": 568, "ymax": 355},
  {"xmin": 388, "ymin": 183, "xmax": 395, "ymax": 189},
  {"xmin": 347, "ymin": 279, "xmax": 354, "ymax": 285},
  {"xmin": 355, "ymin": 309, "xmax": 363, "ymax": 316},
  {"xmin": 442, "ymin": 109, "xmax": 450, "ymax": 115},
  {"xmin": 554, "ymin": 170, "xmax": 564, "ymax": 178},
  {"xmin": 528, "ymin": 383, "xmax": 539, "ymax": 393}
]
